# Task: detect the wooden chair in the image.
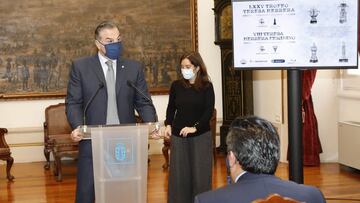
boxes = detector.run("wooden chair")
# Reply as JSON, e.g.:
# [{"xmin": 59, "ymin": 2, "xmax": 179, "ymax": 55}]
[
  {"xmin": 252, "ymin": 194, "xmax": 301, "ymax": 203},
  {"xmin": 162, "ymin": 109, "xmax": 217, "ymax": 169},
  {"xmin": 43, "ymin": 103, "xmax": 78, "ymax": 181},
  {"xmin": 0, "ymin": 128, "xmax": 14, "ymax": 181}
]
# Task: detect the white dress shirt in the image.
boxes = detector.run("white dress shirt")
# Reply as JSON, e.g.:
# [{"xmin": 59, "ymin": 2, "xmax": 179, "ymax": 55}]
[
  {"xmin": 235, "ymin": 171, "xmax": 247, "ymax": 183},
  {"xmin": 98, "ymin": 52, "xmax": 117, "ymax": 78}
]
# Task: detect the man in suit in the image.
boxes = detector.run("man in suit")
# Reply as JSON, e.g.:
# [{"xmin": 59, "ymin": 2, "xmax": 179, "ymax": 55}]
[
  {"xmin": 66, "ymin": 21, "xmax": 158, "ymax": 203},
  {"xmin": 194, "ymin": 116, "xmax": 326, "ymax": 203}
]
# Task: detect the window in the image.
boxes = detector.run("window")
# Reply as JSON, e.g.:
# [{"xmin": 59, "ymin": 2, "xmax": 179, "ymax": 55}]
[{"xmin": 341, "ymin": 54, "xmax": 360, "ymax": 90}]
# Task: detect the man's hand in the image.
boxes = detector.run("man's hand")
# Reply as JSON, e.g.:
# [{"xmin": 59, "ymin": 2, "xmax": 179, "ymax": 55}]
[
  {"xmin": 70, "ymin": 127, "xmax": 84, "ymax": 142},
  {"xmin": 179, "ymin": 126, "xmax": 197, "ymax": 137},
  {"xmin": 149, "ymin": 123, "xmax": 162, "ymax": 140}
]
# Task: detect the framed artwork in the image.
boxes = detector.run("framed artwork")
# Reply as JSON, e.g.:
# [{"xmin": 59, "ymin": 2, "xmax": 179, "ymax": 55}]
[{"xmin": 0, "ymin": 0, "xmax": 197, "ymax": 99}]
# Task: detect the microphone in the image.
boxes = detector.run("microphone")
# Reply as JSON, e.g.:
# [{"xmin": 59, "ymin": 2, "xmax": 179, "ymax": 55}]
[
  {"xmin": 83, "ymin": 82, "xmax": 104, "ymax": 125},
  {"xmin": 127, "ymin": 80, "xmax": 158, "ymax": 122}
]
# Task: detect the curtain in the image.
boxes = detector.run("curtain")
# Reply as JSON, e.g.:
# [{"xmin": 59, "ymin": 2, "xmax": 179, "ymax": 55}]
[{"xmin": 302, "ymin": 70, "xmax": 322, "ymax": 166}]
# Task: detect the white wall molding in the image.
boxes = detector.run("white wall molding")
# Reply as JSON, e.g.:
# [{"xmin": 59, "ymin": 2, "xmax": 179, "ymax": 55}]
[{"xmin": 337, "ymin": 90, "xmax": 360, "ymax": 100}]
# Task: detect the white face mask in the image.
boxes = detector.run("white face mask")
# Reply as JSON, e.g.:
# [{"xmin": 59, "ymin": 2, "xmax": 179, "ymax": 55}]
[{"xmin": 181, "ymin": 68, "xmax": 195, "ymax": 80}]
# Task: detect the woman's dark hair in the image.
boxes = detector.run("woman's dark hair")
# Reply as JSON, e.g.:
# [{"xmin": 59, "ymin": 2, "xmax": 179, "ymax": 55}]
[
  {"xmin": 226, "ymin": 116, "xmax": 280, "ymax": 174},
  {"xmin": 179, "ymin": 51, "xmax": 211, "ymax": 90}
]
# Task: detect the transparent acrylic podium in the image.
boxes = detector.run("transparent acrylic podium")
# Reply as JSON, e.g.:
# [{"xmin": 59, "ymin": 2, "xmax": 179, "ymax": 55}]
[{"xmin": 81, "ymin": 123, "xmax": 158, "ymax": 203}]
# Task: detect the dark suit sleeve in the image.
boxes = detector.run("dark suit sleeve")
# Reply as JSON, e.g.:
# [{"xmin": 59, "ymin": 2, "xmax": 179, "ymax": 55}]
[
  {"xmin": 65, "ymin": 61, "xmax": 84, "ymax": 129},
  {"xmin": 133, "ymin": 63, "xmax": 157, "ymax": 122},
  {"xmin": 309, "ymin": 187, "xmax": 326, "ymax": 203}
]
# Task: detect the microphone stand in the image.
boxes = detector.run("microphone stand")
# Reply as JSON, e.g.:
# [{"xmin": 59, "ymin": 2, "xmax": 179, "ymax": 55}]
[
  {"xmin": 127, "ymin": 80, "xmax": 158, "ymax": 122},
  {"xmin": 127, "ymin": 80, "xmax": 160, "ymax": 136},
  {"xmin": 81, "ymin": 83, "xmax": 104, "ymax": 138}
]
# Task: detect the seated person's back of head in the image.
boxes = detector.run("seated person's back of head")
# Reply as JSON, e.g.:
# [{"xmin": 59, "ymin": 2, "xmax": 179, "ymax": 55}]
[{"xmin": 194, "ymin": 116, "xmax": 326, "ymax": 203}]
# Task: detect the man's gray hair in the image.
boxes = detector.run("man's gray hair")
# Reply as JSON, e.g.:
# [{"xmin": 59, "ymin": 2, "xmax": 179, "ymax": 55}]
[
  {"xmin": 226, "ymin": 116, "xmax": 280, "ymax": 174},
  {"xmin": 94, "ymin": 21, "xmax": 119, "ymax": 40}
]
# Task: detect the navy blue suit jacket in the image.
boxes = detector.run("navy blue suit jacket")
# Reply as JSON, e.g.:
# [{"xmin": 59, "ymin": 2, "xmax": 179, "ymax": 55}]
[
  {"xmin": 194, "ymin": 172, "xmax": 326, "ymax": 203},
  {"xmin": 65, "ymin": 54, "xmax": 157, "ymax": 203},
  {"xmin": 66, "ymin": 54, "xmax": 156, "ymax": 128}
]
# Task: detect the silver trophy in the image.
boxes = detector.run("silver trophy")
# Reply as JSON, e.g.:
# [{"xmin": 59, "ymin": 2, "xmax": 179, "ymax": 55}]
[
  {"xmin": 259, "ymin": 45, "xmax": 265, "ymax": 52},
  {"xmin": 339, "ymin": 3, "xmax": 348, "ymax": 24},
  {"xmin": 273, "ymin": 45, "xmax": 278, "ymax": 53},
  {"xmin": 339, "ymin": 41, "xmax": 348, "ymax": 62},
  {"xmin": 310, "ymin": 43, "xmax": 318, "ymax": 63},
  {"xmin": 309, "ymin": 8, "xmax": 320, "ymax": 24},
  {"xmin": 259, "ymin": 18, "xmax": 265, "ymax": 25}
]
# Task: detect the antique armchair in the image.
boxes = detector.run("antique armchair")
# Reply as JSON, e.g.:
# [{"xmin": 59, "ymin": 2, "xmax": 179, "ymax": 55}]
[
  {"xmin": 43, "ymin": 103, "xmax": 78, "ymax": 181},
  {"xmin": 252, "ymin": 193, "xmax": 300, "ymax": 203},
  {"xmin": 162, "ymin": 108, "xmax": 217, "ymax": 169},
  {"xmin": 0, "ymin": 128, "xmax": 14, "ymax": 181}
]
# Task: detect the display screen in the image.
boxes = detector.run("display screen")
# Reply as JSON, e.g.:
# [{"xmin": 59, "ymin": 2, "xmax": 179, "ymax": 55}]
[{"xmin": 232, "ymin": 0, "xmax": 358, "ymax": 69}]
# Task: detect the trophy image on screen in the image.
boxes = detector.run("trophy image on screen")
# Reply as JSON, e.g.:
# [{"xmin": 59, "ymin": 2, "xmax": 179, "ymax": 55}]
[
  {"xmin": 310, "ymin": 43, "xmax": 318, "ymax": 63},
  {"xmin": 339, "ymin": 2, "xmax": 348, "ymax": 24},
  {"xmin": 259, "ymin": 18, "xmax": 265, "ymax": 25},
  {"xmin": 309, "ymin": 8, "xmax": 320, "ymax": 24},
  {"xmin": 273, "ymin": 45, "xmax": 278, "ymax": 53},
  {"xmin": 259, "ymin": 45, "xmax": 265, "ymax": 52},
  {"xmin": 339, "ymin": 41, "xmax": 349, "ymax": 62}
]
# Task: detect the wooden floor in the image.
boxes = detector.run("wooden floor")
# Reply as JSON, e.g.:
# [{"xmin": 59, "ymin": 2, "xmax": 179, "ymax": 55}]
[{"xmin": 1, "ymin": 154, "xmax": 360, "ymax": 203}]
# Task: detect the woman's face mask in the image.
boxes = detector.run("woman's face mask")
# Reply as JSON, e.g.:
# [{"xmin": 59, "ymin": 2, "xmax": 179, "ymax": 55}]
[
  {"xmin": 180, "ymin": 58, "xmax": 198, "ymax": 80},
  {"xmin": 181, "ymin": 68, "xmax": 196, "ymax": 80}
]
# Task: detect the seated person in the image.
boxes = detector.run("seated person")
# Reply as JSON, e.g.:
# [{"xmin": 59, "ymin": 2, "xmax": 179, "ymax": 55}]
[{"xmin": 194, "ymin": 116, "xmax": 326, "ymax": 203}]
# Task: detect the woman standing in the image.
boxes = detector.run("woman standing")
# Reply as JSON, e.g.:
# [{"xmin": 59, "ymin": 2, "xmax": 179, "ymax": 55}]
[{"xmin": 165, "ymin": 52, "xmax": 215, "ymax": 203}]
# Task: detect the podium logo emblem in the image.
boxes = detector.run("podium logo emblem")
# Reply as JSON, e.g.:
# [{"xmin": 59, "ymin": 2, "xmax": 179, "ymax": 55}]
[
  {"xmin": 107, "ymin": 138, "xmax": 134, "ymax": 164},
  {"xmin": 115, "ymin": 143, "xmax": 127, "ymax": 161}
]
